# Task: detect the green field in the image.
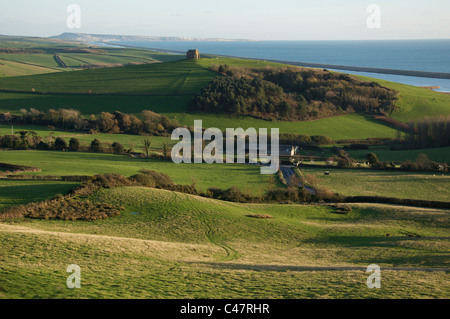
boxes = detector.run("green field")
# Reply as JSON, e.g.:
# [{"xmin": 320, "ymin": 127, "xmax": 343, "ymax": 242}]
[
  {"xmin": 0, "ymin": 60, "xmax": 215, "ymax": 94},
  {"xmin": 0, "ymin": 150, "xmax": 269, "ymax": 194},
  {"xmin": 0, "ymin": 37, "xmax": 449, "ymax": 300},
  {"xmin": 355, "ymin": 75, "xmax": 450, "ymax": 121},
  {"xmin": 0, "ymin": 36, "xmax": 183, "ymax": 77},
  {"xmin": 0, "ymin": 186, "xmax": 448, "ymax": 299},
  {"xmin": 0, "ymin": 92, "xmax": 191, "ymax": 116},
  {"xmin": 302, "ymin": 167, "xmax": 450, "ymax": 202},
  {"xmin": 0, "ymin": 180, "xmax": 79, "ymax": 211},
  {"xmin": 1, "ymin": 51, "xmax": 448, "ymax": 142},
  {"xmin": 0, "ymin": 59, "xmax": 63, "ymax": 77},
  {"xmin": 345, "ymin": 145, "xmax": 450, "ymax": 164}
]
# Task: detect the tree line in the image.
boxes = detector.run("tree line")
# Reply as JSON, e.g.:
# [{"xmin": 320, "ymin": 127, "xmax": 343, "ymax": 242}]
[
  {"xmin": 189, "ymin": 65, "xmax": 398, "ymax": 121},
  {"xmin": 0, "ymin": 131, "xmax": 171, "ymax": 158},
  {"xmin": 9, "ymin": 108, "xmax": 180, "ymax": 136},
  {"xmin": 404, "ymin": 115, "xmax": 450, "ymax": 149}
]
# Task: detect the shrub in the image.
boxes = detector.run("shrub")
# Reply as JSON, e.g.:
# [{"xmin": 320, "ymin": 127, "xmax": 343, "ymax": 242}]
[
  {"xmin": 311, "ymin": 135, "xmax": 333, "ymax": 146},
  {"xmin": 0, "ymin": 198, "xmax": 122, "ymax": 221},
  {"xmin": 130, "ymin": 169, "xmax": 174, "ymax": 188},
  {"xmin": 54, "ymin": 137, "xmax": 67, "ymax": 151},
  {"xmin": 366, "ymin": 152, "xmax": 379, "ymax": 166},
  {"xmin": 112, "ymin": 142, "xmax": 125, "ymax": 154},
  {"xmin": 36, "ymin": 141, "xmax": 49, "ymax": 150},
  {"xmin": 90, "ymin": 139, "xmax": 102, "ymax": 152},
  {"xmin": 69, "ymin": 138, "xmax": 81, "ymax": 152},
  {"xmin": 0, "ymin": 135, "xmax": 21, "ymax": 149}
]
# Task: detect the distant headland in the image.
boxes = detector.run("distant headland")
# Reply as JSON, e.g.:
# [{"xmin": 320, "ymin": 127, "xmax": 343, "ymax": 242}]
[{"xmin": 50, "ymin": 33, "xmax": 252, "ymax": 43}]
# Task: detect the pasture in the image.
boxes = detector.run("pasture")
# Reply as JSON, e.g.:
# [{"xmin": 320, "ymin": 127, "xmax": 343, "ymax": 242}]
[
  {"xmin": 0, "ymin": 180, "xmax": 79, "ymax": 211},
  {"xmin": 301, "ymin": 167, "xmax": 450, "ymax": 202},
  {"xmin": 0, "ymin": 187, "xmax": 448, "ymax": 298},
  {"xmin": 0, "ymin": 150, "xmax": 270, "ymax": 194},
  {"xmin": 345, "ymin": 145, "xmax": 450, "ymax": 164},
  {"xmin": 0, "ymin": 60, "xmax": 215, "ymax": 94}
]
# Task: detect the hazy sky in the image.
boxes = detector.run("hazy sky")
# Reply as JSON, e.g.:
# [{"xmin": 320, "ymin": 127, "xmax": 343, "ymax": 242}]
[{"xmin": 1, "ymin": 0, "xmax": 449, "ymax": 40}]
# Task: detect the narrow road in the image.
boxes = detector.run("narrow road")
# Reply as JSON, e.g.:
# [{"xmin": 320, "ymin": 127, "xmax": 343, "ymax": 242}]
[{"xmin": 280, "ymin": 165, "xmax": 317, "ymax": 195}]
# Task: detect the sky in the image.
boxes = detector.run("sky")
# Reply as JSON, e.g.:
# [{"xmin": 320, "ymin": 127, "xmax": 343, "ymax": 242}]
[{"xmin": 1, "ymin": 0, "xmax": 449, "ymax": 40}]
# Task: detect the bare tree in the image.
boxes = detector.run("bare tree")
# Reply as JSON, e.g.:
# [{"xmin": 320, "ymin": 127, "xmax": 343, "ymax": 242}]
[{"xmin": 143, "ymin": 138, "xmax": 152, "ymax": 157}]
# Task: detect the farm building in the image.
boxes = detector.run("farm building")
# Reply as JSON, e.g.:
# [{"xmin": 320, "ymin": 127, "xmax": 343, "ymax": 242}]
[
  {"xmin": 279, "ymin": 145, "xmax": 299, "ymax": 156},
  {"xmin": 186, "ymin": 49, "xmax": 200, "ymax": 60},
  {"xmin": 244, "ymin": 144, "xmax": 299, "ymax": 156}
]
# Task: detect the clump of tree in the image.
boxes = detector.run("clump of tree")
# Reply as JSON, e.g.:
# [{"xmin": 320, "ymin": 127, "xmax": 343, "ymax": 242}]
[
  {"xmin": 69, "ymin": 138, "xmax": 81, "ymax": 152},
  {"xmin": 190, "ymin": 65, "xmax": 398, "ymax": 121},
  {"xmin": 327, "ymin": 149, "xmax": 356, "ymax": 168},
  {"xmin": 10, "ymin": 108, "xmax": 180, "ymax": 137},
  {"xmin": 405, "ymin": 115, "xmax": 450, "ymax": 149},
  {"xmin": 401, "ymin": 154, "xmax": 448, "ymax": 172}
]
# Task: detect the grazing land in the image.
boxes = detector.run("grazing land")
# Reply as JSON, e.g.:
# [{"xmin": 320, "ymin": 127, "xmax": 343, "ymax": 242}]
[
  {"xmin": 0, "ymin": 187, "xmax": 448, "ymax": 299},
  {"xmin": 0, "ymin": 151, "xmax": 269, "ymax": 194},
  {"xmin": 0, "ymin": 60, "xmax": 215, "ymax": 94},
  {"xmin": 355, "ymin": 75, "xmax": 450, "ymax": 121},
  {"xmin": 301, "ymin": 167, "xmax": 450, "ymax": 202},
  {"xmin": 0, "ymin": 180, "xmax": 79, "ymax": 211},
  {"xmin": 345, "ymin": 145, "xmax": 450, "ymax": 164},
  {"xmin": 0, "ymin": 36, "xmax": 449, "ymax": 300}
]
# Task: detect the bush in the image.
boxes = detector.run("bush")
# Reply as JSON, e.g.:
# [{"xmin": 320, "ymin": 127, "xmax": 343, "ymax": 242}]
[
  {"xmin": 90, "ymin": 139, "xmax": 102, "ymax": 153},
  {"xmin": 311, "ymin": 135, "xmax": 333, "ymax": 146},
  {"xmin": 112, "ymin": 142, "xmax": 125, "ymax": 154},
  {"xmin": 366, "ymin": 152, "xmax": 379, "ymax": 166},
  {"xmin": 130, "ymin": 169, "xmax": 174, "ymax": 189},
  {"xmin": 69, "ymin": 138, "xmax": 81, "ymax": 152},
  {"xmin": 206, "ymin": 187, "xmax": 253, "ymax": 203},
  {"xmin": 54, "ymin": 137, "xmax": 67, "ymax": 151},
  {"xmin": 265, "ymin": 187, "xmax": 311, "ymax": 203},
  {"xmin": 0, "ymin": 135, "xmax": 21, "ymax": 149},
  {"xmin": 0, "ymin": 198, "xmax": 122, "ymax": 221},
  {"xmin": 36, "ymin": 141, "xmax": 49, "ymax": 150}
]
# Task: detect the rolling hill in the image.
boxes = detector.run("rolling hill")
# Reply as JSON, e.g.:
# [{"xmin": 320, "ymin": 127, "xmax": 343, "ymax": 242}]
[{"xmin": 0, "ymin": 186, "xmax": 448, "ymax": 298}]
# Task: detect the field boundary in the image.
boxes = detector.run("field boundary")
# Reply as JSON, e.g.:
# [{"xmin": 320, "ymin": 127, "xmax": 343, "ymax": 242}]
[
  {"xmin": 345, "ymin": 196, "xmax": 450, "ymax": 209},
  {"xmin": 0, "ymin": 89, "xmax": 197, "ymax": 96}
]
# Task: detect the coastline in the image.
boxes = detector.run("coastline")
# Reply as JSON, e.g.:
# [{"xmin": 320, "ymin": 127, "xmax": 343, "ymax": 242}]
[{"xmin": 106, "ymin": 42, "xmax": 450, "ymax": 80}]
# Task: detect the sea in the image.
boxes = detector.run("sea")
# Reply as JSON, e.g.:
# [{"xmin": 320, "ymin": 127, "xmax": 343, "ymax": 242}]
[{"xmin": 110, "ymin": 39, "xmax": 450, "ymax": 92}]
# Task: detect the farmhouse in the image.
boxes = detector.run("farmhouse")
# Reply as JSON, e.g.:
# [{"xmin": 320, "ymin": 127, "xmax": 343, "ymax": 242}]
[
  {"xmin": 279, "ymin": 145, "xmax": 299, "ymax": 157},
  {"xmin": 186, "ymin": 49, "xmax": 200, "ymax": 60},
  {"xmin": 243, "ymin": 144, "xmax": 298, "ymax": 156}
]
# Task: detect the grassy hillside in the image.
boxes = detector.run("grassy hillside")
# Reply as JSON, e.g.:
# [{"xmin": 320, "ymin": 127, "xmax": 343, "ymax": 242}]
[
  {"xmin": 355, "ymin": 75, "xmax": 450, "ymax": 121},
  {"xmin": 200, "ymin": 57, "xmax": 450, "ymax": 122},
  {"xmin": 0, "ymin": 36, "xmax": 183, "ymax": 77},
  {"xmin": 0, "ymin": 59, "xmax": 63, "ymax": 77},
  {"xmin": 177, "ymin": 113, "xmax": 397, "ymax": 139},
  {"xmin": 302, "ymin": 167, "xmax": 450, "ymax": 202},
  {"xmin": 0, "ymin": 151, "xmax": 269, "ymax": 194},
  {"xmin": 0, "ymin": 53, "xmax": 447, "ymax": 142},
  {"xmin": 0, "ymin": 180, "xmax": 79, "ymax": 211},
  {"xmin": 0, "ymin": 187, "xmax": 448, "ymax": 298},
  {"xmin": 0, "ymin": 92, "xmax": 191, "ymax": 116},
  {"xmin": 0, "ymin": 60, "xmax": 215, "ymax": 94}
]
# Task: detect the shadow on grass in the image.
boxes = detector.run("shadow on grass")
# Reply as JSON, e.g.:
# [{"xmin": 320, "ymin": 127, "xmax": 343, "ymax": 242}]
[{"xmin": 186, "ymin": 262, "xmax": 450, "ymax": 273}]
